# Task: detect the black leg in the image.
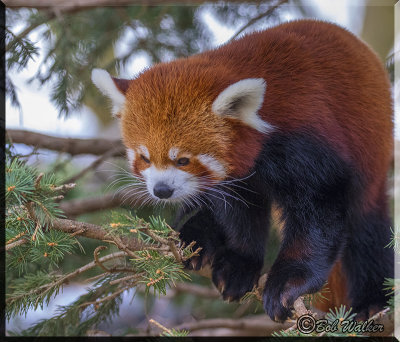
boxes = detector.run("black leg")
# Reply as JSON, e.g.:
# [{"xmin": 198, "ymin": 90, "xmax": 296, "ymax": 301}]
[
  {"xmin": 257, "ymin": 132, "xmax": 358, "ymax": 321},
  {"xmin": 209, "ymin": 178, "xmax": 271, "ymax": 301},
  {"xmin": 179, "ymin": 173, "xmax": 271, "ymax": 301},
  {"xmin": 178, "ymin": 207, "xmax": 225, "ymax": 271},
  {"xmin": 263, "ymin": 203, "xmax": 346, "ymax": 321}
]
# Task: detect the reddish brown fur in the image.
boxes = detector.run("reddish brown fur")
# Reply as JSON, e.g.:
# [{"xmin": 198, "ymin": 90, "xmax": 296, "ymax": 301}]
[
  {"xmin": 118, "ymin": 20, "xmax": 392, "ymax": 309},
  {"xmin": 280, "ymin": 237, "xmax": 313, "ymax": 260},
  {"xmin": 314, "ymin": 261, "xmax": 350, "ymax": 312},
  {"xmin": 121, "ymin": 20, "xmax": 392, "ymax": 208}
]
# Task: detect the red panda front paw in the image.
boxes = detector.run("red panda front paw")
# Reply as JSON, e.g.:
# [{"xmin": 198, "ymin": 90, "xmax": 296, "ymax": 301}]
[
  {"xmin": 211, "ymin": 249, "xmax": 262, "ymax": 302},
  {"xmin": 262, "ymin": 282, "xmax": 294, "ymax": 322},
  {"xmin": 263, "ymin": 263, "xmax": 325, "ymax": 322},
  {"xmin": 179, "ymin": 229, "xmax": 214, "ymax": 271}
]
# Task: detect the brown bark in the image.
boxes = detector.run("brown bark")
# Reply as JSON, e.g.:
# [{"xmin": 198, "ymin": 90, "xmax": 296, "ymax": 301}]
[
  {"xmin": 52, "ymin": 217, "xmax": 146, "ymax": 251},
  {"xmin": 7, "ymin": 129, "xmax": 125, "ymax": 156},
  {"xmin": 173, "ymin": 314, "xmax": 292, "ymax": 336}
]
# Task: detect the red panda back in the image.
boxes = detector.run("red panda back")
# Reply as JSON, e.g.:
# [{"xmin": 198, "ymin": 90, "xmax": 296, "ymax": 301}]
[
  {"xmin": 123, "ymin": 19, "xmax": 392, "ymax": 210},
  {"xmin": 197, "ymin": 20, "xmax": 393, "ymax": 211}
]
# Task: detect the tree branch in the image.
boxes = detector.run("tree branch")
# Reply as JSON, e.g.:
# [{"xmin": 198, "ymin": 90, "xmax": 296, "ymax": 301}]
[
  {"xmin": 51, "ymin": 217, "xmax": 147, "ymax": 251},
  {"xmin": 16, "ymin": 204, "xmax": 148, "ymax": 252},
  {"xmin": 64, "ymin": 146, "xmax": 123, "ymax": 184},
  {"xmin": 6, "ymin": 238, "xmax": 29, "ymax": 251},
  {"xmin": 173, "ymin": 314, "xmax": 292, "ymax": 336},
  {"xmin": 7, "ymin": 129, "xmax": 125, "ymax": 156}
]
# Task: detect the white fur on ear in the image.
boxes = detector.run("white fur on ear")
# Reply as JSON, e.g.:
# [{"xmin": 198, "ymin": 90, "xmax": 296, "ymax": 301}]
[
  {"xmin": 91, "ymin": 68, "xmax": 126, "ymax": 117},
  {"xmin": 212, "ymin": 78, "xmax": 273, "ymax": 133}
]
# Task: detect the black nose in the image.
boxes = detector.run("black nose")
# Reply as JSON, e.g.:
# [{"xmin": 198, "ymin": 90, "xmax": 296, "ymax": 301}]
[{"xmin": 153, "ymin": 183, "xmax": 174, "ymax": 199}]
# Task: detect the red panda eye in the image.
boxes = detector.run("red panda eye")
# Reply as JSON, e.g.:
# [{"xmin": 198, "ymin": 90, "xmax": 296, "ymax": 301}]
[
  {"xmin": 177, "ymin": 157, "xmax": 190, "ymax": 166},
  {"xmin": 141, "ymin": 155, "xmax": 150, "ymax": 163}
]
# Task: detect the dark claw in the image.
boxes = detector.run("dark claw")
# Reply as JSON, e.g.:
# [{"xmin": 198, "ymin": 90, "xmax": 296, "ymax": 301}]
[{"xmin": 211, "ymin": 249, "xmax": 262, "ymax": 302}]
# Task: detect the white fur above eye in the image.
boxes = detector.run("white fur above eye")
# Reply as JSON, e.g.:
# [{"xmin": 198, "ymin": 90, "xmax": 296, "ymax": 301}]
[
  {"xmin": 212, "ymin": 78, "xmax": 273, "ymax": 134},
  {"xmin": 91, "ymin": 68, "xmax": 125, "ymax": 117},
  {"xmin": 138, "ymin": 145, "xmax": 150, "ymax": 159},
  {"xmin": 168, "ymin": 147, "xmax": 180, "ymax": 161},
  {"xmin": 126, "ymin": 148, "xmax": 136, "ymax": 167},
  {"xmin": 197, "ymin": 154, "xmax": 226, "ymax": 178}
]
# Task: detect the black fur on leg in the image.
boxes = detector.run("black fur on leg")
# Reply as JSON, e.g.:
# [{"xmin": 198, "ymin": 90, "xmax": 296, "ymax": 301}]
[
  {"xmin": 256, "ymin": 131, "xmax": 360, "ymax": 321},
  {"xmin": 178, "ymin": 207, "xmax": 225, "ymax": 271},
  {"xmin": 179, "ymin": 169, "xmax": 271, "ymax": 300},
  {"xmin": 207, "ymin": 174, "xmax": 271, "ymax": 301}
]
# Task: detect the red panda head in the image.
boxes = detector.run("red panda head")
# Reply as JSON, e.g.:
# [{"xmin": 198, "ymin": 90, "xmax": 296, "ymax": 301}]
[{"xmin": 92, "ymin": 64, "xmax": 272, "ymax": 205}]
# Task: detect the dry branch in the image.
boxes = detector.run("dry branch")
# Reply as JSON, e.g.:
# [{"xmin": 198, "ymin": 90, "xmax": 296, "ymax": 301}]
[
  {"xmin": 7, "ymin": 129, "xmax": 125, "ymax": 156},
  {"xmin": 15, "ymin": 204, "xmax": 148, "ymax": 252},
  {"xmin": 6, "ymin": 238, "xmax": 29, "ymax": 251},
  {"xmin": 174, "ymin": 314, "xmax": 292, "ymax": 336},
  {"xmin": 52, "ymin": 217, "xmax": 147, "ymax": 251},
  {"xmin": 65, "ymin": 146, "xmax": 123, "ymax": 183}
]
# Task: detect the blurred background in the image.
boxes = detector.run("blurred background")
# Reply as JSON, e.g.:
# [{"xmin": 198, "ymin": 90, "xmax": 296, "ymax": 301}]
[{"xmin": 5, "ymin": 0, "xmax": 397, "ymax": 336}]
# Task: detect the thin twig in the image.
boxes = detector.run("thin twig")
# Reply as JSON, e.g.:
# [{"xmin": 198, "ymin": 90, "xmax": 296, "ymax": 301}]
[
  {"xmin": 34, "ymin": 173, "xmax": 44, "ymax": 190},
  {"xmin": 79, "ymin": 286, "xmax": 130, "ymax": 308},
  {"xmin": 109, "ymin": 273, "xmax": 145, "ymax": 286},
  {"xmin": 85, "ymin": 272, "xmax": 109, "ymax": 284},
  {"xmin": 168, "ymin": 240, "xmax": 181, "ymax": 263},
  {"xmin": 64, "ymin": 146, "xmax": 123, "ymax": 184},
  {"xmin": 369, "ymin": 307, "xmax": 391, "ymax": 321},
  {"xmin": 94, "ymin": 246, "xmax": 112, "ymax": 272},
  {"xmin": 50, "ymin": 183, "xmax": 76, "ymax": 192},
  {"xmin": 283, "ymin": 297, "xmax": 314, "ymax": 333},
  {"xmin": 149, "ymin": 318, "xmax": 173, "ymax": 335},
  {"xmin": 6, "ymin": 238, "xmax": 29, "ymax": 251},
  {"xmin": 293, "ymin": 296, "xmax": 308, "ymax": 317},
  {"xmin": 6, "ymin": 251, "xmax": 127, "ymax": 304},
  {"xmin": 227, "ymin": 0, "xmax": 289, "ymax": 43},
  {"xmin": 181, "ymin": 241, "xmax": 202, "ymax": 261},
  {"xmin": 6, "ymin": 230, "xmax": 27, "ymax": 245},
  {"xmin": 142, "ymin": 228, "xmax": 169, "ymax": 245},
  {"xmin": 110, "ymin": 235, "xmax": 137, "ymax": 258},
  {"xmin": 31, "ymin": 221, "xmax": 41, "ymax": 242},
  {"xmin": 174, "ymin": 314, "xmax": 291, "ymax": 334}
]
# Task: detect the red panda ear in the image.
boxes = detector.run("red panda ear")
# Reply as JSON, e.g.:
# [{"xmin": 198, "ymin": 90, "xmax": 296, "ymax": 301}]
[
  {"xmin": 91, "ymin": 69, "xmax": 130, "ymax": 118},
  {"xmin": 212, "ymin": 78, "xmax": 273, "ymax": 133}
]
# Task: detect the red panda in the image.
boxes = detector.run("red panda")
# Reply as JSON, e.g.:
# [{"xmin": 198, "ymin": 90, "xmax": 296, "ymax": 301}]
[{"xmin": 91, "ymin": 19, "xmax": 393, "ymax": 322}]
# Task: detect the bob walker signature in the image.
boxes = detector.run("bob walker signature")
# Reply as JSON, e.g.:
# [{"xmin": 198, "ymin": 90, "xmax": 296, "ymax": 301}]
[{"xmin": 297, "ymin": 314, "xmax": 384, "ymax": 334}]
